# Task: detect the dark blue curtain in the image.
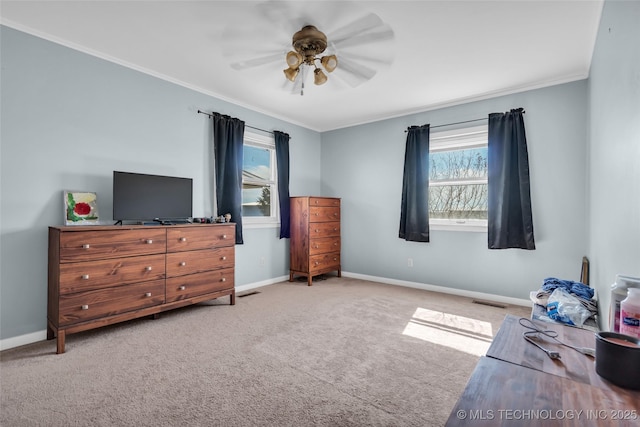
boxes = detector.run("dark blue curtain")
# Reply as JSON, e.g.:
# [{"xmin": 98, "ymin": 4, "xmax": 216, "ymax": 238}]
[
  {"xmin": 487, "ymin": 108, "xmax": 535, "ymax": 249},
  {"xmin": 212, "ymin": 113, "xmax": 244, "ymax": 244},
  {"xmin": 274, "ymin": 131, "xmax": 290, "ymax": 239},
  {"xmin": 399, "ymin": 124, "xmax": 430, "ymax": 242}
]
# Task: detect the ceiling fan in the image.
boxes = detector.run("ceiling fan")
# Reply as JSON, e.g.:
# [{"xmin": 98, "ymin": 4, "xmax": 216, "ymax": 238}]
[{"xmin": 221, "ymin": 1, "xmax": 395, "ymax": 95}]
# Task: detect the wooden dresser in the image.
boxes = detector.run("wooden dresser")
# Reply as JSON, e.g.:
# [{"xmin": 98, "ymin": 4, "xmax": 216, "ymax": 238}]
[
  {"xmin": 289, "ymin": 196, "xmax": 341, "ymax": 286},
  {"xmin": 48, "ymin": 223, "xmax": 235, "ymax": 354}
]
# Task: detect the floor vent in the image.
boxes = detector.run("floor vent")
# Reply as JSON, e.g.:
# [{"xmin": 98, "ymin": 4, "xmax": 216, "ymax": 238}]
[
  {"xmin": 472, "ymin": 299, "xmax": 507, "ymax": 309},
  {"xmin": 238, "ymin": 291, "xmax": 261, "ymax": 298}
]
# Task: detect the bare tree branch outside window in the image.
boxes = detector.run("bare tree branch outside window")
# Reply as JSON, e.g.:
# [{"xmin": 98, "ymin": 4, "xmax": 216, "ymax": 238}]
[{"xmin": 429, "ymin": 147, "xmax": 488, "ymax": 220}]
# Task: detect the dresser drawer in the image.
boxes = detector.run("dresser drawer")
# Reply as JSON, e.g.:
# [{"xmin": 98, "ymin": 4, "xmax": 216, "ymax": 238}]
[
  {"xmin": 59, "ymin": 229, "xmax": 166, "ymax": 261},
  {"xmin": 309, "ymin": 197, "xmax": 340, "ymax": 207},
  {"xmin": 58, "ymin": 279, "xmax": 165, "ymax": 326},
  {"xmin": 166, "ymin": 225, "xmax": 235, "ymax": 252},
  {"xmin": 309, "ymin": 253, "xmax": 340, "ymax": 273},
  {"xmin": 309, "ymin": 206, "xmax": 340, "ymax": 222},
  {"xmin": 166, "ymin": 247, "xmax": 234, "ymax": 277},
  {"xmin": 166, "ymin": 268, "xmax": 234, "ymax": 302},
  {"xmin": 309, "ymin": 221, "xmax": 340, "ymax": 238},
  {"xmin": 309, "ymin": 236, "xmax": 341, "ymax": 255},
  {"xmin": 59, "ymin": 254, "xmax": 166, "ymax": 295}
]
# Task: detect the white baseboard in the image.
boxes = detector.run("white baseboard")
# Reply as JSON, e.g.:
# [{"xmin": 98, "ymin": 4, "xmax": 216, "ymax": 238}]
[
  {"xmin": 1, "ymin": 273, "xmax": 528, "ymax": 351},
  {"xmin": 0, "ymin": 330, "xmax": 48, "ymax": 352},
  {"xmin": 342, "ymin": 271, "xmax": 532, "ymax": 307},
  {"xmin": 235, "ymin": 275, "xmax": 288, "ymax": 294}
]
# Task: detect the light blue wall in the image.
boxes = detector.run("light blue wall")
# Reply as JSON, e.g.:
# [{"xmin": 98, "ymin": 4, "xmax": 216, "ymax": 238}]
[
  {"xmin": 588, "ymin": 0, "xmax": 640, "ymax": 329},
  {"xmin": 321, "ymin": 82, "xmax": 589, "ymax": 300},
  {"xmin": 0, "ymin": 26, "xmax": 321, "ymax": 340}
]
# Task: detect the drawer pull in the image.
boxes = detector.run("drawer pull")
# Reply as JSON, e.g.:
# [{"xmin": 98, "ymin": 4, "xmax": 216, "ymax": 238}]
[
  {"xmin": 81, "ymin": 274, "xmax": 90, "ymax": 280},
  {"xmin": 333, "ymin": 213, "xmax": 338, "ymax": 216},
  {"xmin": 81, "ymin": 304, "xmax": 89, "ymax": 310},
  {"xmin": 180, "ymin": 261, "xmax": 186, "ymax": 266},
  {"xmin": 333, "ymin": 228, "xmax": 338, "ymax": 231},
  {"xmin": 333, "ymin": 257, "xmax": 338, "ymax": 261},
  {"xmin": 221, "ymin": 256, "xmax": 226, "ymax": 261},
  {"xmin": 221, "ymin": 277, "xmax": 226, "ymax": 282},
  {"xmin": 314, "ymin": 245, "xmax": 319, "ymax": 249},
  {"xmin": 314, "ymin": 261, "xmax": 319, "ymax": 266},
  {"xmin": 146, "ymin": 266, "xmax": 152, "ymax": 271},
  {"xmin": 82, "ymin": 244, "xmax": 90, "ymax": 249},
  {"xmin": 315, "ymin": 212, "xmax": 319, "ymax": 216},
  {"xmin": 222, "ymin": 234, "xmax": 227, "ymax": 239},
  {"xmin": 314, "ymin": 229, "xmax": 319, "ymax": 233},
  {"xmin": 145, "ymin": 239, "xmax": 153, "ymax": 244},
  {"xmin": 180, "ymin": 237, "xmax": 187, "ymax": 242},
  {"xmin": 179, "ymin": 285, "xmax": 186, "ymax": 291},
  {"xmin": 145, "ymin": 292, "xmax": 152, "ymax": 297}
]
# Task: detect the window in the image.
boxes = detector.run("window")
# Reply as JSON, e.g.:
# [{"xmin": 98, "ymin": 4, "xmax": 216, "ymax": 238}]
[
  {"xmin": 429, "ymin": 125, "xmax": 488, "ymax": 231},
  {"xmin": 242, "ymin": 132, "xmax": 278, "ymax": 226}
]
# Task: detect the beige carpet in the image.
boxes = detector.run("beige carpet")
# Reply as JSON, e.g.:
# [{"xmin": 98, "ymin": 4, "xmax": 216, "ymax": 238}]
[{"xmin": 1, "ymin": 277, "xmax": 529, "ymax": 426}]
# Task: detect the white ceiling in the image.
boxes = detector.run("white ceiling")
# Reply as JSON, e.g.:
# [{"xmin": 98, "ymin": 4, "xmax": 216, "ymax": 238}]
[{"xmin": 1, "ymin": 1, "xmax": 603, "ymax": 132}]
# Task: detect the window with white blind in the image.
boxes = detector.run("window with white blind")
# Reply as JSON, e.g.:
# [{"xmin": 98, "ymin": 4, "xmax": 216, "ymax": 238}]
[
  {"xmin": 242, "ymin": 132, "xmax": 278, "ymax": 226},
  {"xmin": 429, "ymin": 125, "xmax": 488, "ymax": 231}
]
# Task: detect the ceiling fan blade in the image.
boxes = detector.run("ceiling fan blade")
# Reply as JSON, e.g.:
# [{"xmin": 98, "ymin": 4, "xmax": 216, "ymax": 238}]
[
  {"xmin": 230, "ymin": 52, "xmax": 284, "ymax": 70},
  {"xmin": 327, "ymin": 13, "xmax": 385, "ymax": 44},
  {"xmin": 333, "ymin": 56, "xmax": 378, "ymax": 88},
  {"xmin": 255, "ymin": 0, "xmax": 313, "ymax": 33},
  {"xmin": 331, "ymin": 27, "xmax": 394, "ymax": 50}
]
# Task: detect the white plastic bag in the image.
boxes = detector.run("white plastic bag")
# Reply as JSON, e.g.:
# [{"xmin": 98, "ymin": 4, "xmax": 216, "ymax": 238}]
[{"xmin": 546, "ymin": 288, "xmax": 590, "ymax": 327}]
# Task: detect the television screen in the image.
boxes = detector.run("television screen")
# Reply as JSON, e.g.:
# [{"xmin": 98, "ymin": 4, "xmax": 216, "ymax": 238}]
[{"xmin": 113, "ymin": 171, "xmax": 193, "ymax": 222}]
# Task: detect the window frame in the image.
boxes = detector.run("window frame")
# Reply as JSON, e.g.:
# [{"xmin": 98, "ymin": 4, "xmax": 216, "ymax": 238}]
[
  {"xmin": 241, "ymin": 131, "xmax": 279, "ymax": 228},
  {"xmin": 429, "ymin": 124, "xmax": 488, "ymax": 232}
]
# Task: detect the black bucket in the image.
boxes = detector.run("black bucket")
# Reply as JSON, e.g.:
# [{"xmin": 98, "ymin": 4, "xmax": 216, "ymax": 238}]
[{"xmin": 595, "ymin": 332, "xmax": 640, "ymax": 390}]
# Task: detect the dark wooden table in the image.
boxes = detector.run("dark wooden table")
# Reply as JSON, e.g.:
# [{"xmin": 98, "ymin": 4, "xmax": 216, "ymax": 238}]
[{"xmin": 446, "ymin": 314, "xmax": 640, "ymax": 426}]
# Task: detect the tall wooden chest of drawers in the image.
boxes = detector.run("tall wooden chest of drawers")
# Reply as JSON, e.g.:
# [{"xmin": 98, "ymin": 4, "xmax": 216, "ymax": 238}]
[
  {"xmin": 289, "ymin": 196, "xmax": 341, "ymax": 286},
  {"xmin": 48, "ymin": 223, "xmax": 235, "ymax": 353}
]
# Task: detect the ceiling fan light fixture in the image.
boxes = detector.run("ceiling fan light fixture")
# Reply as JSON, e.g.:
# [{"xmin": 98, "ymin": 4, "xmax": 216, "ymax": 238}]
[
  {"xmin": 285, "ymin": 51, "xmax": 302, "ymax": 68},
  {"xmin": 283, "ymin": 67, "xmax": 299, "ymax": 82},
  {"xmin": 321, "ymin": 55, "xmax": 338, "ymax": 73},
  {"xmin": 314, "ymin": 68, "xmax": 328, "ymax": 85}
]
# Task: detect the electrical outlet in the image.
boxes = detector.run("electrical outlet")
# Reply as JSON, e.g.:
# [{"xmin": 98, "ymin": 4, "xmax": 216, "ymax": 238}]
[{"xmin": 408, "ymin": 258, "xmax": 413, "ymax": 267}]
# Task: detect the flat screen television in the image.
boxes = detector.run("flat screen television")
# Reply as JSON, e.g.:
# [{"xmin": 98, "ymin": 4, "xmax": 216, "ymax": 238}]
[{"xmin": 113, "ymin": 171, "xmax": 193, "ymax": 223}]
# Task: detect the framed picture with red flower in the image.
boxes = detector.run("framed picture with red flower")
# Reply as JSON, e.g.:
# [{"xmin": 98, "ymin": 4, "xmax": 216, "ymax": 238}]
[{"xmin": 64, "ymin": 191, "xmax": 99, "ymax": 225}]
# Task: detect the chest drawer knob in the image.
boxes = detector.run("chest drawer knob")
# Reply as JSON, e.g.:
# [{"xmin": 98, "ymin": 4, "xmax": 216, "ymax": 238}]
[
  {"xmin": 81, "ymin": 274, "xmax": 90, "ymax": 280},
  {"xmin": 221, "ymin": 256, "xmax": 227, "ymax": 261},
  {"xmin": 222, "ymin": 234, "xmax": 228, "ymax": 240},
  {"xmin": 145, "ymin": 266, "xmax": 152, "ymax": 271},
  {"xmin": 81, "ymin": 304, "xmax": 89, "ymax": 310},
  {"xmin": 145, "ymin": 292, "xmax": 152, "ymax": 297},
  {"xmin": 221, "ymin": 277, "xmax": 226, "ymax": 282},
  {"xmin": 314, "ymin": 229, "xmax": 319, "ymax": 233},
  {"xmin": 314, "ymin": 261, "xmax": 319, "ymax": 266},
  {"xmin": 82, "ymin": 244, "xmax": 90, "ymax": 249},
  {"xmin": 180, "ymin": 261, "xmax": 186, "ymax": 266},
  {"xmin": 315, "ymin": 212, "xmax": 319, "ymax": 216},
  {"xmin": 179, "ymin": 285, "xmax": 186, "ymax": 291},
  {"xmin": 180, "ymin": 237, "xmax": 187, "ymax": 242},
  {"xmin": 145, "ymin": 239, "xmax": 153, "ymax": 244}
]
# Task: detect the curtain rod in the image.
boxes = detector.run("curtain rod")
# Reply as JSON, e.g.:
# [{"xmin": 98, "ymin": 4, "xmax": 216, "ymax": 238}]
[
  {"xmin": 405, "ymin": 117, "xmax": 486, "ymax": 132},
  {"xmin": 405, "ymin": 109, "xmax": 526, "ymax": 132},
  {"xmin": 197, "ymin": 110, "xmax": 275, "ymax": 136}
]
